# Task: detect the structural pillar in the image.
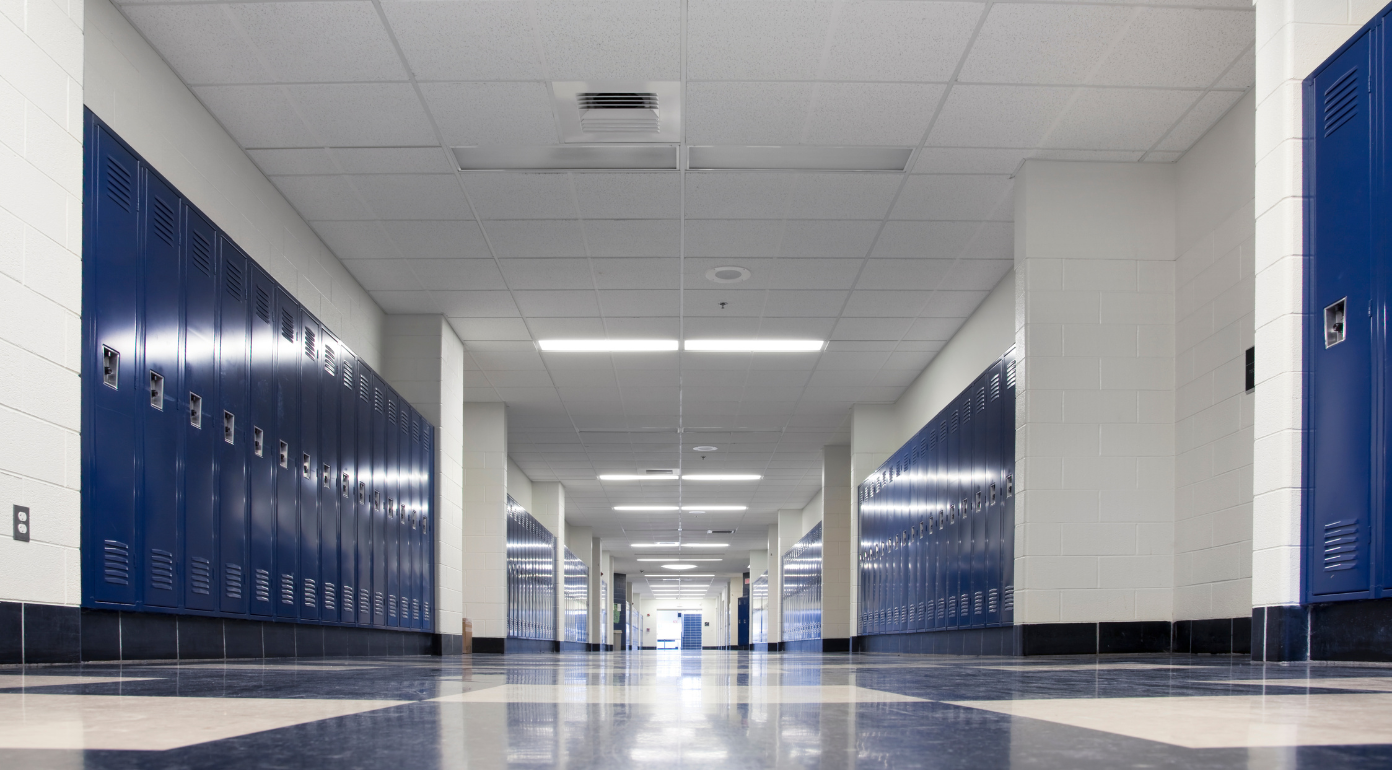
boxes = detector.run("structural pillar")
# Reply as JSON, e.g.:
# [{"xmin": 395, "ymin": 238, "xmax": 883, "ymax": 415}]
[
  {"xmin": 460, "ymin": 402, "xmax": 508, "ymax": 651},
  {"xmin": 822, "ymin": 445, "xmax": 853, "ymax": 649}
]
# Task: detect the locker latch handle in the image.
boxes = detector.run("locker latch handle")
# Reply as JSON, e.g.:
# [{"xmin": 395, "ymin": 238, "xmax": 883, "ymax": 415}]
[
  {"xmin": 358, "ymin": 481, "xmax": 366, "ymax": 503},
  {"xmin": 341, "ymin": 472, "xmax": 350, "ymax": 498},
  {"xmin": 302, "ymin": 453, "xmax": 311, "ymax": 480},
  {"xmin": 975, "ymin": 490, "xmax": 983, "ymax": 511},
  {"xmin": 1325, "ymin": 297, "xmax": 1347, "ymax": 348},
  {"xmin": 1005, "ymin": 474, "xmax": 1014, "ymax": 497},
  {"xmin": 223, "ymin": 411, "xmax": 235, "ymax": 444},
  {"xmin": 189, "ymin": 393, "xmax": 202, "ymax": 429},
  {"xmin": 102, "ymin": 346, "xmax": 119, "ymax": 389},
  {"xmin": 322, "ymin": 463, "xmax": 331, "ymax": 488},
  {"xmin": 149, "ymin": 371, "xmax": 163, "ymax": 409},
  {"xmin": 278, "ymin": 441, "xmax": 289, "ymax": 469},
  {"xmin": 990, "ymin": 483, "xmax": 998, "ymax": 504},
  {"xmin": 254, "ymin": 427, "xmax": 264, "ymax": 457}
]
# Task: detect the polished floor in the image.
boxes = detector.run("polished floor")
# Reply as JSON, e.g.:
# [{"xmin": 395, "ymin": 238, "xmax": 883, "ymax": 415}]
[{"xmin": 3, "ymin": 652, "xmax": 1392, "ymax": 768}]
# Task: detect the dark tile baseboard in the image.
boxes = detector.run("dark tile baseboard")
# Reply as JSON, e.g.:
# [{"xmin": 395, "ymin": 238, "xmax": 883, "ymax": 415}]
[
  {"xmin": 852, "ymin": 618, "xmax": 1252, "ymax": 656},
  {"xmin": 1304, "ymin": 597, "xmax": 1392, "ymax": 662},
  {"xmin": 780, "ymin": 638, "xmax": 852, "ymax": 653},
  {"xmin": 0, "ymin": 601, "xmax": 450, "ymax": 664}
]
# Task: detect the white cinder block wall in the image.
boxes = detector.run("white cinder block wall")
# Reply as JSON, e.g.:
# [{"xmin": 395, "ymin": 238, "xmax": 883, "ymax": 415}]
[
  {"xmin": 461, "ymin": 402, "xmax": 508, "ymax": 639},
  {"xmin": 1251, "ymin": 0, "xmax": 1380, "ymax": 610},
  {"xmin": 1173, "ymin": 94, "xmax": 1257, "ymax": 621},
  {"xmin": 0, "ymin": 0, "xmax": 85, "ymax": 606},
  {"xmin": 821, "ymin": 446, "xmax": 852, "ymax": 640},
  {"xmin": 1014, "ymin": 160, "xmax": 1178, "ymax": 625}
]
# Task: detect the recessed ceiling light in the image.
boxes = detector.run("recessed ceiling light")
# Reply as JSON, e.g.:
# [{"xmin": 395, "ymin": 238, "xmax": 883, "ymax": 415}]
[
  {"xmin": 684, "ymin": 340, "xmax": 824, "ymax": 352},
  {"xmin": 539, "ymin": 339, "xmax": 677, "ymax": 352},
  {"xmin": 681, "ymin": 474, "xmax": 761, "ymax": 481},
  {"xmin": 692, "ymin": 446, "xmax": 718, "ymax": 452},
  {"xmin": 706, "ymin": 266, "xmax": 750, "ymax": 284},
  {"xmin": 600, "ymin": 475, "xmax": 679, "ymax": 481},
  {"xmin": 663, "ymin": 564, "xmax": 697, "ymax": 570}
]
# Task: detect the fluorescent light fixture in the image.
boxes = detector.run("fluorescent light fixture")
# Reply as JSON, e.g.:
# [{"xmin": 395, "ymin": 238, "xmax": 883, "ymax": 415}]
[
  {"xmin": 613, "ymin": 506, "xmax": 679, "ymax": 511},
  {"xmin": 616, "ymin": 505, "xmax": 745, "ymax": 511},
  {"xmin": 688, "ymin": 145, "xmax": 913, "ymax": 172},
  {"xmin": 663, "ymin": 564, "xmax": 697, "ymax": 570},
  {"xmin": 630, "ymin": 542, "xmax": 681, "ymax": 547},
  {"xmin": 678, "ymin": 543, "xmax": 728, "ymax": 548},
  {"xmin": 540, "ymin": 339, "xmax": 677, "ymax": 352},
  {"xmin": 636, "ymin": 558, "xmax": 722, "ymax": 562},
  {"xmin": 681, "ymin": 474, "xmax": 761, "ymax": 481},
  {"xmin": 600, "ymin": 475, "xmax": 679, "ymax": 481},
  {"xmin": 684, "ymin": 339, "xmax": 824, "ymax": 352},
  {"xmin": 454, "ymin": 145, "xmax": 678, "ymax": 171}
]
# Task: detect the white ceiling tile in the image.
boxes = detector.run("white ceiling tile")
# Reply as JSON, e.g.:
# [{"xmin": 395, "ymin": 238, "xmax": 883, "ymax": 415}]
[
  {"xmin": 912, "ymin": 148, "xmax": 1028, "ymax": 175},
  {"xmin": 1092, "ymin": 8, "xmax": 1255, "ymax": 89},
  {"xmin": 534, "ymin": 0, "xmax": 682, "ymax": 80},
  {"xmin": 881, "ymin": 350, "xmax": 937, "ymax": 371},
  {"xmin": 383, "ymin": 221, "xmax": 493, "ymax": 260},
  {"xmin": 464, "ymin": 174, "xmax": 579, "ymax": 219},
  {"xmin": 597, "ymin": 290, "xmax": 679, "ymax": 316},
  {"xmin": 685, "ymin": 82, "xmax": 813, "ymax": 145},
  {"xmin": 1215, "ymin": 46, "xmax": 1255, "ymax": 89},
  {"xmin": 1143, "ymin": 151, "xmax": 1184, "ymax": 163},
  {"xmin": 682, "ymin": 316, "xmax": 764, "ymax": 337},
  {"xmin": 890, "ymin": 174, "xmax": 1013, "ymax": 220},
  {"xmin": 964, "ymin": 222, "xmax": 1014, "ymax": 259},
  {"xmin": 764, "ymin": 259, "xmax": 863, "ymax": 290},
  {"xmin": 483, "ymin": 220, "xmax": 588, "ymax": 257},
  {"xmin": 681, "ymin": 289, "xmax": 765, "ymax": 316},
  {"xmin": 928, "ymin": 85, "xmax": 1073, "ymax": 148},
  {"xmin": 787, "ymin": 174, "xmax": 902, "ymax": 220},
  {"xmin": 590, "ymin": 258, "xmax": 678, "ymax": 290},
  {"xmin": 512, "ymin": 290, "xmax": 602, "ymax": 317},
  {"xmin": 420, "ymin": 82, "xmax": 559, "ymax": 146},
  {"xmin": 686, "ymin": 0, "xmax": 834, "ymax": 80},
  {"xmin": 469, "ymin": 350, "xmax": 548, "ymax": 370},
  {"xmin": 406, "ymin": 259, "xmax": 508, "ymax": 291},
  {"xmin": 573, "ymin": 174, "xmax": 681, "ymax": 219},
  {"xmin": 937, "ymin": 259, "xmax": 1012, "ymax": 291},
  {"xmin": 250, "ymin": 149, "xmax": 337, "ymax": 176},
  {"xmin": 193, "ymin": 86, "xmax": 316, "ymax": 147},
  {"xmin": 1029, "ymin": 148, "xmax": 1145, "ymax": 162},
  {"xmin": 920, "ymin": 290, "xmax": 989, "ymax": 317},
  {"xmin": 582, "ymin": 220, "xmax": 681, "ymax": 257},
  {"xmin": 370, "ymin": 289, "xmax": 436, "ymax": 314},
  {"xmin": 602, "ymin": 317, "xmax": 681, "ymax": 337},
  {"xmin": 349, "ymin": 174, "xmax": 470, "ymax": 220},
  {"xmin": 872, "ymin": 221, "xmax": 977, "ymax": 259},
  {"xmin": 814, "ymin": 351, "xmax": 889, "ymax": 370},
  {"xmin": 288, "ymin": 83, "xmax": 438, "ymax": 147},
  {"xmin": 684, "ymin": 220, "xmax": 783, "ymax": 257},
  {"xmin": 499, "ymin": 258, "xmax": 594, "ymax": 290},
  {"xmin": 124, "ymin": 4, "xmax": 270, "ymax": 84},
  {"xmin": 448, "ymin": 317, "xmax": 533, "ymax": 341},
  {"xmin": 803, "ymin": 83, "xmax": 945, "ymax": 146},
  {"xmin": 757, "ymin": 317, "xmax": 837, "ymax": 337},
  {"xmin": 330, "ymin": 148, "xmax": 454, "ymax": 175},
  {"xmin": 486, "ymin": 370, "xmax": 556, "ymax": 388},
  {"xmin": 685, "ymin": 174, "xmax": 792, "ymax": 219},
  {"xmin": 872, "ymin": 368, "xmax": 920, "ymax": 387},
  {"xmin": 228, "ymin": 1, "xmax": 406, "ymax": 83},
  {"xmin": 958, "ymin": 4, "xmax": 1132, "ymax": 85},
  {"xmin": 858, "ymin": 386, "xmax": 904, "ymax": 402},
  {"xmin": 312, "ymin": 221, "xmax": 399, "ymax": 261},
  {"xmin": 1042, "ymin": 88, "xmax": 1198, "ymax": 150},
  {"xmin": 270, "ymin": 176, "xmax": 372, "ymax": 221},
  {"xmin": 1156, "ymin": 90, "xmax": 1246, "ymax": 152},
  {"xmin": 343, "ymin": 259, "xmax": 423, "ymax": 291},
  {"xmin": 822, "ymin": 0, "xmax": 981, "ymax": 81},
  {"xmin": 778, "ymin": 220, "xmax": 881, "ymax": 258},
  {"xmin": 842, "ymin": 290, "xmax": 929, "ymax": 318},
  {"xmin": 831, "ymin": 317, "xmax": 914, "ymax": 340},
  {"xmin": 760, "ymin": 290, "xmax": 850, "ymax": 317},
  {"xmin": 855, "ymin": 259, "xmax": 953, "ymax": 290},
  {"xmin": 380, "ymin": 0, "xmax": 543, "ymax": 81},
  {"xmin": 436, "ymin": 290, "xmax": 522, "ymax": 317}
]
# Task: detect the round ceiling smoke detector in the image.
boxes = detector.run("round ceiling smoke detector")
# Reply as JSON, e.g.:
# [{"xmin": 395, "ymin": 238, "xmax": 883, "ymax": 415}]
[
  {"xmin": 706, "ymin": 266, "xmax": 750, "ymax": 284},
  {"xmin": 692, "ymin": 446, "xmax": 718, "ymax": 452}
]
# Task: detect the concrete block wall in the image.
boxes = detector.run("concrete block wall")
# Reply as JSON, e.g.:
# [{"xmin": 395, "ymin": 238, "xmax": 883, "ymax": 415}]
[
  {"xmin": 1014, "ymin": 160, "xmax": 1177, "ymax": 625},
  {"xmin": 821, "ymin": 446, "xmax": 852, "ymax": 640},
  {"xmin": 1174, "ymin": 93, "xmax": 1257, "ymax": 621},
  {"xmin": 0, "ymin": 0, "xmax": 85, "ymax": 606},
  {"xmin": 1251, "ymin": 0, "xmax": 1380, "ymax": 609},
  {"xmin": 461, "ymin": 402, "xmax": 507, "ymax": 639}
]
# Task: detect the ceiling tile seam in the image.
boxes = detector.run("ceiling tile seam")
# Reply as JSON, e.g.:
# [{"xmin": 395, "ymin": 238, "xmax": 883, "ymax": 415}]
[
  {"xmin": 677, "ymin": 0, "xmax": 688, "ymax": 526},
  {"xmin": 1032, "ymin": 6, "xmax": 1147, "ymax": 153},
  {"xmin": 521, "ymin": 0, "xmax": 565, "ymax": 144},
  {"xmin": 1139, "ymin": 42, "xmax": 1255, "ymax": 161}
]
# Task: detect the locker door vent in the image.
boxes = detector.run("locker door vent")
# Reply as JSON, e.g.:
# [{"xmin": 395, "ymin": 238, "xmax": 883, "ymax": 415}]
[
  {"xmin": 960, "ymin": 593, "xmax": 969, "ymax": 617},
  {"xmin": 976, "ymin": 387, "xmax": 986, "ymax": 412},
  {"xmin": 359, "ymin": 374, "xmax": 370, "ymax": 401},
  {"xmin": 360, "ymin": 592, "xmax": 371, "ymax": 617},
  {"xmin": 255, "ymin": 287, "xmax": 272, "ymax": 323},
  {"xmin": 190, "ymin": 231, "xmax": 212, "ymax": 276},
  {"xmin": 1005, "ymin": 360, "xmax": 1017, "ymax": 388},
  {"xmin": 343, "ymin": 585, "xmax": 355, "ymax": 614},
  {"xmin": 962, "ymin": 398, "xmax": 972, "ymax": 422},
  {"xmin": 387, "ymin": 399, "xmax": 397, "ymax": 424},
  {"xmin": 190, "ymin": 556, "xmax": 212, "ymax": 595},
  {"xmin": 1324, "ymin": 68, "xmax": 1359, "ymax": 137},
  {"xmin": 254, "ymin": 569, "xmax": 271, "ymax": 602},
  {"xmin": 374, "ymin": 388, "xmax": 384, "ymax": 413},
  {"xmin": 990, "ymin": 373, "xmax": 1001, "ymax": 400},
  {"xmin": 413, "ymin": 599, "xmax": 420, "ymax": 620},
  {"xmin": 424, "ymin": 429, "xmax": 432, "ymax": 451},
  {"xmin": 323, "ymin": 345, "xmax": 336, "ymax": 375},
  {"xmin": 973, "ymin": 591, "xmax": 983, "ymax": 615},
  {"xmin": 374, "ymin": 591, "xmax": 384, "ymax": 616},
  {"xmin": 303, "ymin": 578, "xmax": 316, "ymax": 607},
  {"xmin": 947, "ymin": 595, "xmax": 956, "ymax": 618},
  {"xmin": 280, "ymin": 573, "xmax": 295, "ymax": 604},
  {"xmin": 988, "ymin": 588, "xmax": 999, "ymax": 614},
  {"xmin": 951, "ymin": 410, "xmax": 960, "ymax": 431},
  {"xmin": 388, "ymin": 594, "xmax": 398, "ymax": 618},
  {"xmin": 412, "ymin": 420, "xmax": 421, "ymax": 441},
  {"xmin": 303, "ymin": 327, "xmax": 316, "ymax": 359},
  {"xmin": 1323, "ymin": 519, "xmax": 1359, "ymax": 571},
  {"xmin": 1003, "ymin": 585, "xmax": 1014, "ymax": 612},
  {"xmin": 342, "ymin": 358, "xmax": 353, "ymax": 388},
  {"xmin": 937, "ymin": 598, "xmax": 945, "ymax": 618},
  {"xmin": 103, "ymin": 540, "xmax": 131, "ymax": 585},
  {"xmin": 280, "ymin": 310, "xmax": 295, "ymax": 342},
  {"xmin": 225, "ymin": 260, "xmax": 244, "ymax": 301},
  {"xmin": 150, "ymin": 549, "xmax": 175, "ymax": 591},
  {"xmin": 324, "ymin": 583, "xmax": 336, "ymax": 612},
  {"xmin": 104, "ymin": 156, "xmax": 133, "ymax": 211},
  {"xmin": 225, "ymin": 563, "xmax": 243, "ymax": 599},
  {"xmin": 151, "ymin": 197, "xmax": 176, "ymax": 245},
  {"xmin": 424, "ymin": 602, "xmax": 430, "ymax": 620}
]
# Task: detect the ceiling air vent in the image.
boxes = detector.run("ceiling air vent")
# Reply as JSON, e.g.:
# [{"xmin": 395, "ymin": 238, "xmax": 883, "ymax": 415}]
[
  {"xmin": 707, "ymin": 530, "xmax": 734, "ymax": 535},
  {"xmin": 554, "ymin": 81, "xmax": 681, "ymax": 143}
]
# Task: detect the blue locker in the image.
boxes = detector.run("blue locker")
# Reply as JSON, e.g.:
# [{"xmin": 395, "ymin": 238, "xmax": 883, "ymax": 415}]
[
  {"xmin": 371, "ymin": 373, "xmax": 387, "ymax": 625},
  {"xmin": 1305, "ymin": 29, "xmax": 1377, "ymax": 599},
  {"xmin": 319, "ymin": 331, "xmax": 341, "ymax": 622},
  {"xmin": 140, "ymin": 172, "xmax": 183, "ymax": 609},
  {"xmin": 298, "ymin": 313, "xmax": 321, "ymax": 621},
  {"xmin": 355, "ymin": 366, "xmax": 375, "ymax": 624},
  {"xmin": 217, "ymin": 239, "xmax": 250, "ymax": 615},
  {"xmin": 984, "ymin": 361, "xmax": 1005, "ymax": 625},
  {"xmin": 338, "ymin": 351, "xmax": 359, "ymax": 623},
  {"xmin": 1003, "ymin": 355, "xmax": 1017, "ymax": 622},
  {"xmin": 934, "ymin": 420, "xmax": 947, "ymax": 629},
  {"xmin": 247, "ymin": 269, "xmax": 277, "ymax": 616},
  {"xmin": 971, "ymin": 377, "xmax": 989, "ymax": 627},
  {"xmin": 273, "ymin": 289, "xmax": 301, "ymax": 617},
  {"xmin": 409, "ymin": 410, "xmax": 424, "ymax": 628},
  {"xmin": 84, "ymin": 125, "xmax": 142, "ymax": 607},
  {"xmin": 944, "ymin": 405, "xmax": 960, "ymax": 626},
  {"xmin": 183, "ymin": 211, "xmax": 218, "ymax": 612},
  {"xmin": 423, "ymin": 423, "xmax": 434, "ymax": 627},
  {"xmin": 385, "ymin": 395, "xmax": 400, "ymax": 626}
]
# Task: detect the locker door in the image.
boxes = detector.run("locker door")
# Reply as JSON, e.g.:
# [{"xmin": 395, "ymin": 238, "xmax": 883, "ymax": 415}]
[
  {"xmin": 217, "ymin": 239, "xmax": 250, "ymax": 615},
  {"xmin": 248, "ymin": 270, "xmax": 277, "ymax": 615},
  {"xmin": 183, "ymin": 211, "xmax": 218, "ymax": 612},
  {"xmin": 385, "ymin": 395, "xmax": 400, "ymax": 626},
  {"xmin": 971, "ymin": 377, "xmax": 989, "ymax": 627},
  {"xmin": 355, "ymin": 366, "xmax": 374, "ymax": 624},
  {"xmin": 984, "ymin": 361, "xmax": 1005, "ymax": 626},
  {"xmin": 916, "ymin": 432, "xmax": 930, "ymax": 632},
  {"xmin": 423, "ymin": 423, "xmax": 434, "ymax": 627},
  {"xmin": 409, "ymin": 411, "xmax": 423, "ymax": 629},
  {"xmin": 319, "ymin": 332, "xmax": 341, "ymax": 622},
  {"xmin": 338, "ymin": 352, "xmax": 358, "ymax": 623},
  {"xmin": 932, "ymin": 420, "xmax": 946, "ymax": 630},
  {"xmin": 1306, "ymin": 30, "xmax": 1376, "ymax": 599},
  {"xmin": 273, "ymin": 290, "xmax": 301, "ymax": 617},
  {"xmin": 298, "ymin": 313, "xmax": 321, "ymax": 620},
  {"xmin": 1002, "ymin": 355, "xmax": 1017, "ymax": 622},
  {"xmin": 140, "ymin": 173, "xmax": 184, "ymax": 609},
  {"xmin": 943, "ymin": 408, "xmax": 958, "ymax": 626},
  {"xmin": 371, "ymin": 374, "xmax": 387, "ymax": 625}
]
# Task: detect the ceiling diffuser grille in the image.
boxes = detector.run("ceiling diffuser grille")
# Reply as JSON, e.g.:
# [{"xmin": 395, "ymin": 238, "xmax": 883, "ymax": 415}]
[
  {"xmin": 553, "ymin": 81, "xmax": 681, "ymax": 143},
  {"xmin": 578, "ymin": 92, "xmax": 660, "ymax": 133}
]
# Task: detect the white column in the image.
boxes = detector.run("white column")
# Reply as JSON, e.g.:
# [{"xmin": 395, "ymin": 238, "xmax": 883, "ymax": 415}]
[
  {"xmin": 531, "ymin": 481, "xmax": 565, "ymax": 641},
  {"xmin": 461, "ymin": 402, "xmax": 507, "ymax": 641},
  {"xmin": 822, "ymin": 446, "xmax": 853, "ymax": 641},
  {"xmin": 382, "ymin": 315, "xmax": 465, "ymax": 638},
  {"xmin": 590, "ymin": 536, "xmax": 603, "ymax": 646},
  {"xmin": 766, "ymin": 523, "xmax": 781, "ymax": 643}
]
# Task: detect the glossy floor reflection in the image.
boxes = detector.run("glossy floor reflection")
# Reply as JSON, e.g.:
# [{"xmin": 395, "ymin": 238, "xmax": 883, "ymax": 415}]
[{"xmin": 4, "ymin": 651, "xmax": 1392, "ymax": 768}]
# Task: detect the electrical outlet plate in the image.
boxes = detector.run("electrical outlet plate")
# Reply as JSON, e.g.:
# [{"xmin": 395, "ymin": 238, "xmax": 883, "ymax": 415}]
[{"xmin": 13, "ymin": 505, "xmax": 30, "ymax": 542}]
